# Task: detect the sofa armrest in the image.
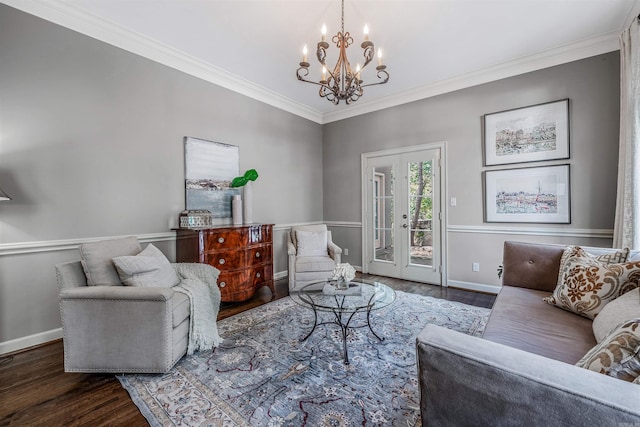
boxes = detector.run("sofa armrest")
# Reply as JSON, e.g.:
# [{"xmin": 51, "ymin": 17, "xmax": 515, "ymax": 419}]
[
  {"xmin": 59, "ymin": 285, "xmax": 180, "ymax": 373},
  {"xmin": 327, "ymin": 241, "xmax": 342, "ymax": 263},
  {"xmin": 287, "ymin": 239, "xmax": 297, "ymax": 256},
  {"xmin": 56, "ymin": 261, "xmax": 88, "ymax": 291},
  {"xmin": 326, "ymin": 231, "xmax": 342, "ymax": 263},
  {"xmin": 173, "ymin": 262, "xmax": 219, "ymax": 284},
  {"xmin": 416, "ymin": 324, "xmax": 640, "ymax": 426},
  {"xmin": 59, "ymin": 285, "xmax": 174, "ymax": 301}
]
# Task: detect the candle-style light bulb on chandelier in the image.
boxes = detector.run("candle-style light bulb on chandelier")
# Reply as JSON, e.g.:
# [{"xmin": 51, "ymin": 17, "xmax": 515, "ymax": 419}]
[{"xmin": 296, "ymin": 0, "xmax": 389, "ymax": 105}]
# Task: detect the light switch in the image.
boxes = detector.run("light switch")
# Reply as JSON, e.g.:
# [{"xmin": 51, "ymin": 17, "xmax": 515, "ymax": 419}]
[{"xmin": 450, "ymin": 197, "xmax": 457, "ymax": 206}]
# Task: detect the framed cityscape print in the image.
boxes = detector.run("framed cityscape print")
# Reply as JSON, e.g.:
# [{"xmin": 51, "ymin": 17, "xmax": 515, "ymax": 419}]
[
  {"xmin": 483, "ymin": 99, "xmax": 569, "ymax": 166},
  {"xmin": 484, "ymin": 164, "xmax": 570, "ymax": 223},
  {"xmin": 184, "ymin": 137, "xmax": 240, "ymax": 218}
]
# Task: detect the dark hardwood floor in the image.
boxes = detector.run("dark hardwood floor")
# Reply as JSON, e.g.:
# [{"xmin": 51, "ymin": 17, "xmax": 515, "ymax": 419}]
[{"xmin": 0, "ymin": 275, "xmax": 495, "ymax": 426}]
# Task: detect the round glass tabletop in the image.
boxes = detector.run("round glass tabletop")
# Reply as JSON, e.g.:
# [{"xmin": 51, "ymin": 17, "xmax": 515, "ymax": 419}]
[{"xmin": 289, "ymin": 279, "xmax": 396, "ymax": 313}]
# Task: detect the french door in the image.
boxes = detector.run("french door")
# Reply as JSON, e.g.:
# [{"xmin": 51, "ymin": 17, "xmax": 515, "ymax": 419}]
[{"xmin": 363, "ymin": 145, "xmax": 444, "ymax": 285}]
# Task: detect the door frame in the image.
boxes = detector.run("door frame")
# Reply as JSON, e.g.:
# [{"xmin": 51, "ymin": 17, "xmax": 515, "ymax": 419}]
[{"xmin": 360, "ymin": 141, "xmax": 448, "ymax": 287}]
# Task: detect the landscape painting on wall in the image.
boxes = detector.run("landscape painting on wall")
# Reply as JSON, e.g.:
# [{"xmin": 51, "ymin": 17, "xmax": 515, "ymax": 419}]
[
  {"xmin": 483, "ymin": 99, "xmax": 569, "ymax": 166},
  {"xmin": 484, "ymin": 164, "xmax": 570, "ymax": 223},
  {"xmin": 184, "ymin": 137, "xmax": 240, "ymax": 218}
]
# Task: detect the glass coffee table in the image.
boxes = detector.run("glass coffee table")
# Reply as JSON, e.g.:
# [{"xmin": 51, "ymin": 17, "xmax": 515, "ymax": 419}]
[{"xmin": 289, "ymin": 279, "xmax": 396, "ymax": 364}]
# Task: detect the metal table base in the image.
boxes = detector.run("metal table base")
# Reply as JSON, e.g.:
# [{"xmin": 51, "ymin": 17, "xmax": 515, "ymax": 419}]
[{"xmin": 300, "ymin": 292, "xmax": 384, "ymax": 365}]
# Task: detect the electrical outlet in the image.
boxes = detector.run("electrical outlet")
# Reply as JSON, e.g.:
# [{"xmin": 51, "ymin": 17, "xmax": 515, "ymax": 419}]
[
  {"xmin": 472, "ymin": 262, "xmax": 480, "ymax": 272},
  {"xmin": 344, "ymin": 248, "xmax": 349, "ymax": 256}
]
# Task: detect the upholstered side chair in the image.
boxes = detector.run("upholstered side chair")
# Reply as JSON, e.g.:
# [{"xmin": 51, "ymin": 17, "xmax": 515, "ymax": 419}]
[
  {"xmin": 56, "ymin": 236, "xmax": 221, "ymax": 373},
  {"xmin": 287, "ymin": 224, "xmax": 342, "ymax": 292}
]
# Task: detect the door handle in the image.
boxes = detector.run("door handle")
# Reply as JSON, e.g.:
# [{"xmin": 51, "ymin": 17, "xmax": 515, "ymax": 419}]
[{"xmin": 402, "ymin": 224, "xmax": 408, "ymax": 228}]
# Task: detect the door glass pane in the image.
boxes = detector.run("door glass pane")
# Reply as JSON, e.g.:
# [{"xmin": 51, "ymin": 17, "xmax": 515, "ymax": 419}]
[
  {"xmin": 373, "ymin": 166, "xmax": 394, "ymax": 262},
  {"xmin": 408, "ymin": 160, "xmax": 433, "ymax": 266}
]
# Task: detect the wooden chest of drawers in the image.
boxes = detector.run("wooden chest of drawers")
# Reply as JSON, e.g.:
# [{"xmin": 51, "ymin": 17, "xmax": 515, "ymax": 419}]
[{"xmin": 174, "ymin": 224, "xmax": 274, "ymax": 302}]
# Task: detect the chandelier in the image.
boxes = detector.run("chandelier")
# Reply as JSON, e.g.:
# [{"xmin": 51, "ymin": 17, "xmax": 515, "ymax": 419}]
[{"xmin": 296, "ymin": 0, "xmax": 389, "ymax": 105}]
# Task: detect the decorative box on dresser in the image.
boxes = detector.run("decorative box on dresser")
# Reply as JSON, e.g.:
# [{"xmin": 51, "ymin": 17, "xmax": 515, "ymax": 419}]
[{"xmin": 174, "ymin": 224, "xmax": 274, "ymax": 302}]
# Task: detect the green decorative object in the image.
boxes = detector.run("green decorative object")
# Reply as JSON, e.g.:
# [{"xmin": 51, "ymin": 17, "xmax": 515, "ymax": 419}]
[{"xmin": 231, "ymin": 169, "xmax": 259, "ymax": 188}]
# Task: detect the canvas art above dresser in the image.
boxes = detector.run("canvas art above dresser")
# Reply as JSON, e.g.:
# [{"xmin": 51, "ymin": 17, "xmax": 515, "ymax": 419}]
[{"xmin": 174, "ymin": 224, "xmax": 274, "ymax": 302}]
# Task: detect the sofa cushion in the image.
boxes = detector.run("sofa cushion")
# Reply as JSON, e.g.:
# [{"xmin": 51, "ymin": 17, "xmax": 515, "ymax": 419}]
[
  {"xmin": 544, "ymin": 246, "xmax": 640, "ymax": 319},
  {"xmin": 295, "ymin": 230, "xmax": 328, "ymax": 257},
  {"xmin": 112, "ymin": 244, "xmax": 180, "ymax": 288},
  {"xmin": 483, "ymin": 286, "xmax": 595, "ymax": 364},
  {"xmin": 79, "ymin": 236, "xmax": 141, "ymax": 286},
  {"xmin": 501, "ymin": 241, "xmax": 565, "ymax": 291},
  {"xmin": 576, "ymin": 318, "xmax": 640, "ymax": 383},
  {"xmin": 296, "ymin": 255, "xmax": 336, "ymax": 273},
  {"xmin": 593, "ymin": 288, "xmax": 640, "ymax": 343}
]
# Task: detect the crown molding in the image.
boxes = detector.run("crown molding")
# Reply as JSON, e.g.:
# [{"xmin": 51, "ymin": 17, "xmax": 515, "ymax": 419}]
[
  {"xmin": 321, "ymin": 30, "xmax": 620, "ymax": 123},
  {"xmin": 3, "ymin": 0, "xmax": 624, "ymax": 125},
  {"xmin": 2, "ymin": 0, "xmax": 324, "ymax": 124}
]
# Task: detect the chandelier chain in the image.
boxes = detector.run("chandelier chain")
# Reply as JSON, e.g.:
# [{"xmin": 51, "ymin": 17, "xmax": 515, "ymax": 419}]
[{"xmin": 341, "ymin": 0, "xmax": 345, "ymax": 35}]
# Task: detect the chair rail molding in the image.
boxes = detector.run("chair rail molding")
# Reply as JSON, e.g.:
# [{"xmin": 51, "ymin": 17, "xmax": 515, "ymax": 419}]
[
  {"xmin": 447, "ymin": 225, "xmax": 613, "ymax": 239},
  {"xmin": 324, "ymin": 221, "xmax": 363, "ymax": 228},
  {"xmin": 0, "ymin": 222, "xmax": 329, "ymax": 256},
  {"xmin": 0, "ymin": 232, "xmax": 176, "ymax": 256}
]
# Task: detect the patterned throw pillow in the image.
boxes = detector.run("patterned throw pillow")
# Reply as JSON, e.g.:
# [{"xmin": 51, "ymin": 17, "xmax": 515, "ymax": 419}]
[
  {"xmin": 576, "ymin": 318, "xmax": 640, "ymax": 383},
  {"xmin": 592, "ymin": 247, "xmax": 630, "ymax": 264},
  {"xmin": 544, "ymin": 246, "xmax": 640, "ymax": 319}
]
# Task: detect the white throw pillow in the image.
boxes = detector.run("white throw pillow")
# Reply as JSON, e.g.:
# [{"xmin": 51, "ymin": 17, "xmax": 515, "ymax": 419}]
[
  {"xmin": 593, "ymin": 288, "xmax": 640, "ymax": 343},
  {"xmin": 296, "ymin": 230, "xmax": 328, "ymax": 257},
  {"xmin": 112, "ymin": 243, "xmax": 180, "ymax": 288}
]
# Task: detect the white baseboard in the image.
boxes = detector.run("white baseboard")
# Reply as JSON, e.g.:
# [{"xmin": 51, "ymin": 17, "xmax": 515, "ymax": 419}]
[
  {"xmin": 0, "ymin": 328, "xmax": 62, "ymax": 355},
  {"xmin": 447, "ymin": 280, "xmax": 501, "ymax": 295}
]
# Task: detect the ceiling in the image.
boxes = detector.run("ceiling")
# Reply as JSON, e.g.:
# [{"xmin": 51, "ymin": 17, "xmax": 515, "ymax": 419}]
[{"xmin": 5, "ymin": 0, "xmax": 640, "ymax": 123}]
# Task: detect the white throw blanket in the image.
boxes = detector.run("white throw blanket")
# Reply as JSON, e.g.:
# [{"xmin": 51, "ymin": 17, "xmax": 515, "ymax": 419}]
[{"xmin": 173, "ymin": 263, "xmax": 223, "ymax": 355}]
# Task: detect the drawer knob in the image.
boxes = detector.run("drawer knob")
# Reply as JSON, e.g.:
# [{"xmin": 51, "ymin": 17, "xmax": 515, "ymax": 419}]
[
  {"xmin": 218, "ymin": 237, "xmax": 225, "ymax": 243},
  {"xmin": 219, "ymin": 259, "xmax": 225, "ymax": 265},
  {"xmin": 256, "ymin": 272, "xmax": 261, "ymax": 278},
  {"xmin": 219, "ymin": 281, "xmax": 226, "ymax": 288},
  {"xmin": 256, "ymin": 252, "xmax": 261, "ymax": 258}
]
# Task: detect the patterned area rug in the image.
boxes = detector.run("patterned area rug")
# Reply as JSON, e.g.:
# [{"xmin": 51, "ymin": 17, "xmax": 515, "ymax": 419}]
[{"xmin": 118, "ymin": 291, "xmax": 490, "ymax": 426}]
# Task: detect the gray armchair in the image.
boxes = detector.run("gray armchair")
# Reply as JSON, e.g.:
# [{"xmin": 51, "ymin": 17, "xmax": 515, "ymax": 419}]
[
  {"xmin": 287, "ymin": 224, "xmax": 342, "ymax": 292},
  {"xmin": 56, "ymin": 236, "xmax": 220, "ymax": 373}
]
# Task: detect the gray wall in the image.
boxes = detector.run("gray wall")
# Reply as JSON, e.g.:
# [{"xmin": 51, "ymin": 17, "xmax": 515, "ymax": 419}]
[
  {"xmin": 0, "ymin": 5, "xmax": 323, "ymax": 347},
  {"xmin": 323, "ymin": 52, "xmax": 620, "ymax": 288},
  {"xmin": 0, "ymin": 3, "xmax": 623, "ymax": 351}
]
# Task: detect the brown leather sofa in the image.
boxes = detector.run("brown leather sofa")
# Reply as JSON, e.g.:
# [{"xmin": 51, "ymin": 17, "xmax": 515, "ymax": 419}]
[{"xmin": 416, "ymin": 241, "xmax": 640, "ymax": 426}]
